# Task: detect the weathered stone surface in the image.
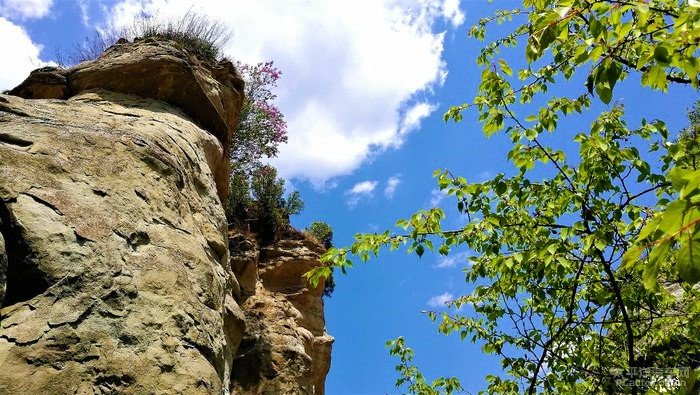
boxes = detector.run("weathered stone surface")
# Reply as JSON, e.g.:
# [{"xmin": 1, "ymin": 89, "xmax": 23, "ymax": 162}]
[
  {"xmin": 8, "ymin": 38, "xmax": 245, "ymax": 205},
  {"xmin": 0, "ymin": 91, "xmax": 241, "ymax": 394},
  {"xmin": 8, "ymin": 67, "xmax": 70, "ymax": 100},
  {"xmin": 69, "ymin": 38, "xmax": 244, "ymax": 204},
  {"xmin": 0, "ymin": 231, "xmax": 6, "ymax": 305},
  {"xmin": 230, "ymin": 232, "xmax": 333, "ymax": 395},
  {"xmin": 2, "ymin": 37, "xmax": 333, "ymax": 395},
  {"xmin": 229, "ymin": 233, "xmax": 259, "ymax": 301}
]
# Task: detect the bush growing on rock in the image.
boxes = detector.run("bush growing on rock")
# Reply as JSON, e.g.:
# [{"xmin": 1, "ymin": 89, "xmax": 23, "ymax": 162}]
[
  {"xmin": 305, "ymin": 221, "xmax": 335, "ymax": 298},
  {"xmin": 249, "ymin": 165, "xmax": 303, "ymax": 243},
  {"xmin": 226, "ymin": 60, "xmax": 293, "ymax": 241},
  {"xmin": 63, "ymin": 10, "xmax": 231, "ymax": 65},
  {"xmin": 306, "ymin": 221, "xmax": 333, "ymax": 249}
]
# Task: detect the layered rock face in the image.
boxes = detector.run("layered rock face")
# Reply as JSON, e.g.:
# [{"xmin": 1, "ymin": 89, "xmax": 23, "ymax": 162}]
[
  {"xmin": 229, "ymin": 232, "xmax": 333, "ymax": 395},
  {"xmin": 0, "ymin": 38, "xmax": 332, "ymax": 394}
]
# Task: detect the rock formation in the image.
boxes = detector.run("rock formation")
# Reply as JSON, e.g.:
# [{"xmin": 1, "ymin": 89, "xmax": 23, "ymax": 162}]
[
  {"xmin": 229, "ymin": 231, "xmax": 333, "ymax": 395},
  {"xmin": 0, "ymin": 37, "xmax": 332, "ymax": 394}
]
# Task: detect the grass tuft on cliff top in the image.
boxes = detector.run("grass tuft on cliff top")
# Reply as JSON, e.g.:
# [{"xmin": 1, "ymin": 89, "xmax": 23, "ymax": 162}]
[{"xmin": 62, "ymin": 10, "xmax": 231, "ymax": 66}]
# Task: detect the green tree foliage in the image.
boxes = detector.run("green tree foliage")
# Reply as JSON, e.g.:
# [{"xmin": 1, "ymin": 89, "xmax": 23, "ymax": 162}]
[
  {"xmin": 306, "ymin": 221, "xmax": 334, "ymax": 249},
  {"xmin": 386, "ymin": 337, "xmax": 462, "ymax": 395},
  {"xmin": 308, "ymin": 1, "xmax": 700, "ymax": 393},
  {"xmin": 250, "ymin": 165, "xmax": 303, "ymax": 243},
  {"xmin": 226, "ymin": 61, "xmax": 299, "ymax": 240},
  {"xmin": 226, "ymin": 170, "xmax": 251, "ymax": 226},
  {"xmin": 306, "ymin": 221, "xmax": 336, "ymax": 297}
]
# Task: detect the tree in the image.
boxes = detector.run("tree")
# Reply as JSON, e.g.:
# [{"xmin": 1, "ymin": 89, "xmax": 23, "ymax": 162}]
[
  {"xmin": 306, "ymin": 221, "xmax": 336, "ymax": 298},
  {"xmin": 250, "ymin": 165, "xmax": 303, "ymax": 243},
  {"xmin": 306, "ymin": 221, "xmax": 334, "ymax": 249},
  {"xmin": 309, "ymin": 1, "xmax": 700, "ymax": 393},
  {"xmin": 226, "ymin": 61, "xmax": 295, "ymax": 233},
  {"xmin": 232, "ymin": 61, "xmax": 288, "ymax": 175}
]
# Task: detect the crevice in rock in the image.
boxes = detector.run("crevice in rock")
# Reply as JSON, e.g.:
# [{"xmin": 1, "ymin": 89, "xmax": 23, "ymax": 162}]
[
  {"xmin": 74, "ymin": 231, "xmax": 92, "ymax": 245},
  {"xmin": 152, "ymin": 217, "xmax": 191, "ymax": 235},
  {"xmin": 100, "ymin": 109, "xmax": 139, "ymax": 118},
  {"xmin": 92, "ymin": 189, "xmax": 107, "ymax": 197},
  {"xmin": 113, "ymin": 230, "xmax": 150, "ymax": 252},
  {"xmin": 22, "ymin": 192, "xmax": 63, "ymax": 216},
  {"xmin": 0, "ymin": 101, "xmax": 31, "ymax": 117},
  {"xmin": 0, "ymin": 132, "xmax": 33, "ymax": 147},
  {"xmin": 0, "ymin": 199, "xmax": 50, "ymax": 308},
  {"xmin": 134, "ymin": 189, "xmax": 149, "ymax": 202}
]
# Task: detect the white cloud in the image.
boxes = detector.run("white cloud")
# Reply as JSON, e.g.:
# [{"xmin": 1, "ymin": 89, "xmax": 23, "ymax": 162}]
[
  {"xmin": 103, "ymin": 0, "xmax": 463, "ymax": 186},
  {"xmin": 429, "ymin": 188, "xmax": 447, "ymax": 207},
  {"xmin": 427, "ymin": 292, "xmax": 454, "ymax": 308},
  {"xmin": 434, "ymin": 250, "xmax": 470, "ymax": 269},
  {"xmin": 0, "ymin": 0, "xmax": 53, "ymax": 19},
  {"xmin": 77, "ymin": 0, "xmax": 90, "ymax": 27},
  {"xmin": 346, "ymin": 180, "xmax": 378, "ymax": 207},
  {"xmin": 397, "ymin": 101, "xmax": 437, "ymax": 139},
  {"xmin": 384, "ymin": 175, "xmax": 401, "ymax": 199},
  {"xmin": 441, "ymin": 0, "xmax": 464, "ymax": 27},
  {"xmin": 0, "ymin": 17, "xmax": 53, "ymax": 90}
]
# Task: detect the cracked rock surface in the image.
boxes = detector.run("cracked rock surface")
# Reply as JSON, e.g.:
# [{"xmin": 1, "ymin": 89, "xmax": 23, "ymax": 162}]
[
  {"xmin": 0, "ymin": 37, "xmax": 332, "ymax": 395},
  {"xmin": 0, "ymin": 90, "xmax": 243, "ymax": 394},
  {"xmin": 230, "ymin": 231, "xmax": 333, "ymax": 395}
]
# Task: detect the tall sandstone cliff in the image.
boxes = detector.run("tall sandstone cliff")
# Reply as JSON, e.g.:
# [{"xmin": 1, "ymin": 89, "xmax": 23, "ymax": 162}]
[{"xmin": 0, "ymin": 38, "xmax": 332, "ymax": 394}]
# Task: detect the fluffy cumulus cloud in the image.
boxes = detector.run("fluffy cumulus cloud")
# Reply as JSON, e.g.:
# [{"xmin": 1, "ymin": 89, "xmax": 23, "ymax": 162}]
[
  {"xmin": 0, "ymin": 17, "xmax": 52, "ymax": 90},
  {"xmin": 429, "ymin": 188, "xmax": 448, "ymax": 207},
  {"xmin": 434, "ymin": 250, "xmax": 471, "ymax": 269},
  {"xmin": 346, "ymin": 180, "xmax": 378, "ymax": 207},
  {"xmin": 427, "ymin": 292, "xmax": 454, "ymax": 308},
  {"xmin": 104, "ymin": 0, "xmax": 463, "ymax": 186},
  {"xmin": 0, "ymin": 0, "xmax": 53, "ymax": 19},
  {"xmin": 384, "ymin": 175, "xmax": 401, "ymax": 199}
]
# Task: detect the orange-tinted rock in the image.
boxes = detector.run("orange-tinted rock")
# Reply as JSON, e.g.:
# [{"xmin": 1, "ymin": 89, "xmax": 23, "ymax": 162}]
[
  {"xmin": 8, "ymin": 67, "xmax": 70, "ymax": 100},
  {"xmin": 230, "ymin": 231, "xmax": 333, "ymax": 395}
]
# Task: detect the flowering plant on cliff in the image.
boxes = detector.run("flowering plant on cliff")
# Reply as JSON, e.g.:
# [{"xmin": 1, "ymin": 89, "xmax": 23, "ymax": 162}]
[
  {"xmin": 228, "ymin": 61, "xmax": 298, "ymax": 236},
  {"xmin": 232, "ymin": 61, "xmax": 288, "ymax": 173}
]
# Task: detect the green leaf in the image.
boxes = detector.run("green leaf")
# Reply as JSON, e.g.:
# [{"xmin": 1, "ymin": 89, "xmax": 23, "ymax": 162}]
[
  {"xmin": 596, "ymin": 83, "xmax": 612, "ymax": 104},
  {"xmin": 621, "ymin": 245, "xmax": 643, "ymax": 270},
  {"xmin": 678, "ymin": 233, "xmax": 700, "ymax": 284},
  {"xmin": 637, "ymin": 215, "xmax": 662, "ymax": 241},
  {"xmin": 669, "ymin": 167, "xmax": 697, "ymax": 192},
  {"xmin": 653, "ymin": 45, "xmax": 672, "ymax": 65},
  {"xmin": 644, "ymin": 241, "xmax": 670, "ymax": 290},
  {"xmin": 495, "ymin": 182, "xmax": 507, "ymax": 196},
  {"xmin": 594, "ymin": 238, "xmax": 608, "ymax": 252},
  {"xmin": 498, "ymin": 59, "xmax": 512, "ymax": 76},
  {"xmin": 641, "ymin": 65, "xmax": 668, "ymax": 91}
]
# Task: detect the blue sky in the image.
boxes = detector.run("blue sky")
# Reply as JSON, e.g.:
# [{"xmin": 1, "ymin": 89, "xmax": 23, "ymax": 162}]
[{"xmin": 1, "ymin": 1, "xmax": 698, "ymax": 394}]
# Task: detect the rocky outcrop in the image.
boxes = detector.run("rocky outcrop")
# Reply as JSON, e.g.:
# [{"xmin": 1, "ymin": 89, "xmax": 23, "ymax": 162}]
[
  {"xmin": 0, "ymin": 88, "xmax": 243, "ymax": 394},
  {"xmin": 0, "ymin": 38, "xmax": 332, "ymax": 394},
  {"xmin": 8, "ymin": 37, "xmax": 245, "ymax": 204},
  {"xmin": 230, "ymin": 231, "xmax": 333, "ymax": 395}
]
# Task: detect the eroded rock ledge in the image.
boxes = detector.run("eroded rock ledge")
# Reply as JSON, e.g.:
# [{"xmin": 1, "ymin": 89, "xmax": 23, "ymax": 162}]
[
  {"xmin": 8, "ymin": 37, "xmax": 245, "ymax": 204},
  {"xmin": 0, "ymin": 39, "xmax": 332, "ymax": 394},
  {"xmin": 229, "ymin": 230, "xmax": 334, "ymax": 395}
]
